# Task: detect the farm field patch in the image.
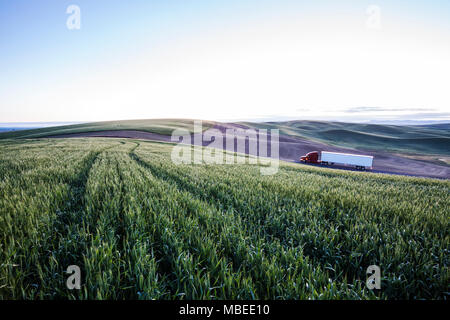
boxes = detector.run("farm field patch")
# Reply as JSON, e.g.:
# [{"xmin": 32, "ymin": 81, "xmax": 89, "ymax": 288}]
[{"xmin": 0, "ymin": 138, "xmax": 448, "ymax": 299}]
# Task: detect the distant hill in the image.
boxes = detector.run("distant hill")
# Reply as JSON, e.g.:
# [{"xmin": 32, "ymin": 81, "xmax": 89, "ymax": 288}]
[
  {"xmin": 1, "ymin": 118, "xmax": 448, "ymax": 156},
  {"xmin": 242, "ymin": 120, "xmax": 450, "ymax": 155},
  {"xmin": 0, "ymin": 119, "xmax": 216, "ymax": 139}
]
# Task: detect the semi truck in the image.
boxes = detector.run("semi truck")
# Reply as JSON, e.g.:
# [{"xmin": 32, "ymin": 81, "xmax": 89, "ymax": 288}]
[{"xmin": 300, "ymin": 151, "xmax": 373, "ymax": 170}]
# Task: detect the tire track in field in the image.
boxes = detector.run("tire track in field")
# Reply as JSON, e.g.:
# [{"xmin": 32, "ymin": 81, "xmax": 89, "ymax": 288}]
[
  {"xmin": 126, "ymin": 154, "xmax": 357, "ymax": 286},
  {"xmin": 128, "ymin": 145, "xmax": 265, "ymax": 242},
  {"xmin": 84, "ymin": 142, "xmax": 167, "ymax": 299},
  {"xmin": 43, "ymin": 143, "xmax": 122, "ymax": 294},
  {"xmin": 109, "ymin": 142, "xmax": 144, "ymax": 296},
  {"xmin": 129, "ymin": 147, "xmax": 450, "ymax": 299},
  {"xmin": 129, "ymin": 149, "xmax": 289, "ymax": 256},
  {"xmin": 128, "ymin": 145, "xmax": 337, "ymax": 299},
  {"xmin": 6, "ymin": 143, "xmax": 119, "ymax": 298},
  {"xmin": 128, "ymin": 143, "xmax": 245, "ymax": 298},
  {"xmin": 53, "ymin": 143, "xmax": 120, "ymax": 236},
  {"xmin": 126, "ymin": 143, "xmax": 181, "ymax": 295},
  {"xmin": 127, "ymin": 146, "xmax": 383, "ymax": 295},
  {"xmin": 129, "ymin": 146, "xmax": 245, "ymax": 217}
]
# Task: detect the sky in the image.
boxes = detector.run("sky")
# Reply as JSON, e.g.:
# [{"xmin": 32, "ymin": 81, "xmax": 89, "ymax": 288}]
[{"xmin": 1, "ymin": 0, "xmax": 450, "ymax": 123}]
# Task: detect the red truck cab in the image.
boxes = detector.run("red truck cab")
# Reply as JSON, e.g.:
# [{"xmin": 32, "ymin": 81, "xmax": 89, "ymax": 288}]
[{"xmin": 300, "ymin": 151, "xmax": 320, "ymax": 164}]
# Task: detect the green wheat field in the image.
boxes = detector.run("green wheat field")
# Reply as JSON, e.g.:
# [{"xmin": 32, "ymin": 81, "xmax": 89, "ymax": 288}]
[{"xmin": 0, "ymin": 138, "xmax": 448, "ymax": 299}]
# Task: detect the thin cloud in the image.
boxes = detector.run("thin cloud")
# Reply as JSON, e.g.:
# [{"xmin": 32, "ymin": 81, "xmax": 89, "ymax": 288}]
[
  {"xmin": 343, "ymin": 107, "xmax": 435, "ymax": 113},
  {"xmin": 399, "ymin": 112, "xmax": 450, "ymax": 120}
]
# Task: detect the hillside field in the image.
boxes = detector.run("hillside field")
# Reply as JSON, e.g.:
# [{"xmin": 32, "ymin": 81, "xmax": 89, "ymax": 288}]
[
  {"xmin": 0, "ymin": 138, "xmax": 448, "ymax": 299},
  {"xmin": 0, "ymin": 119, "xmax": 216, "ymax": 140},
  {"xmin": 1, "ymin": 119, "xmax": 449, "ymax": 157},
  {"xmin": 242, "ymin": 121, "xmax": 450, "ymax": 156}
]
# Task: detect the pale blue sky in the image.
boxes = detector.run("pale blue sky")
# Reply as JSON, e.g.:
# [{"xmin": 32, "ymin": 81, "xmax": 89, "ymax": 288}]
[{"xmin": 1, "ymin": 0, "xmax": 449, "ymax": 122}]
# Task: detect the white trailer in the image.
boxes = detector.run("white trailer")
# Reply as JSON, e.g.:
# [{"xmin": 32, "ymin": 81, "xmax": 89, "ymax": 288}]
[{"xmin": 320, "ymin": 151, "xmax": 373, "ymax": 170}]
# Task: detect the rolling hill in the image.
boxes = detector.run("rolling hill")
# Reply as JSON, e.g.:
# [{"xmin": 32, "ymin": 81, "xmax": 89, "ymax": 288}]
[
  {"xmin": 1, "ymin": 119, "xmax": 449, "ymax": 178},
  {"xmin": 1, "ymin": 119, "xmax": 449, "ymax": 156},
  {"xmin": 242, "ymin": 121, "xmax": 450, "ymax": 156},
  {"xmin": 0, "ymin": 119, "xmax": 216, "ymax": 140}
]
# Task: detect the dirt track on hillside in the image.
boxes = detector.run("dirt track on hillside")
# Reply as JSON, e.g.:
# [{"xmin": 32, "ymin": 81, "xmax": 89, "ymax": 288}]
[{"xmin": 50, "ymin": 124, "xmax": 450, "ymax": 179}]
